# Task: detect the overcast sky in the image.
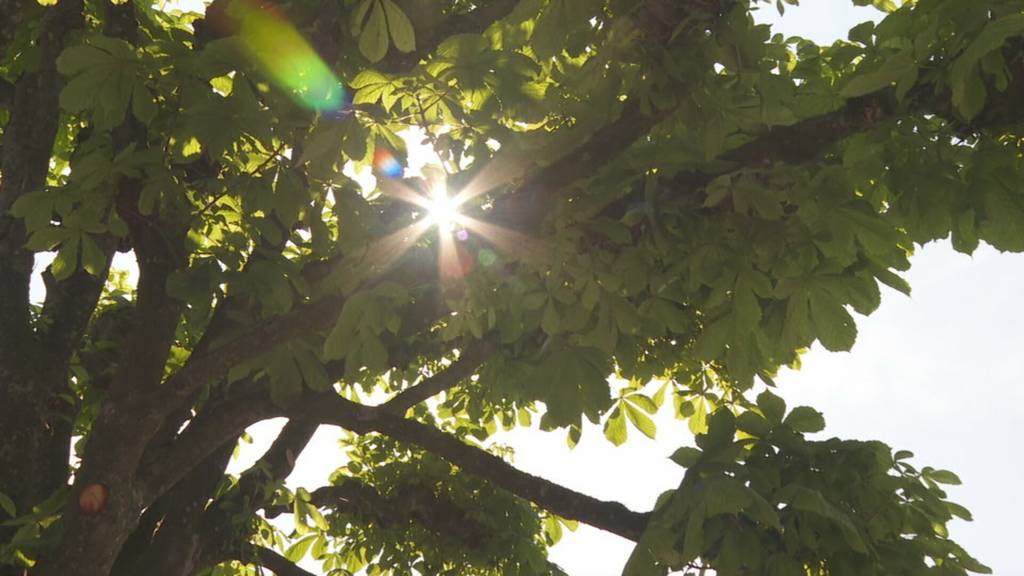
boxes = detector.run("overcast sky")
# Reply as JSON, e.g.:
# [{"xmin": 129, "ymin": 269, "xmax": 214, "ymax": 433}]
[{"xmin": 30, "ymin": 2, "xmax": 1023, "ymax": 574}]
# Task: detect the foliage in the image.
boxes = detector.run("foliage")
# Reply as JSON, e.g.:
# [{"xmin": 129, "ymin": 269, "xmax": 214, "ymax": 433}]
[{"xmin": 2, "ymin": 0, "xmax": 1023, "ymax": 574}]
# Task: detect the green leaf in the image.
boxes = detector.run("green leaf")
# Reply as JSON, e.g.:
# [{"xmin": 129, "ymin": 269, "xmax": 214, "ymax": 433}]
[
  {"xmin": 669, "ymin": 446, "xmax": 702, "ymax": 468},
  {"xmin": 757, "ymin": 390, "xmax": 786, "ymax": 424},
  {"xmin": 542, "ymin": 514, "xmax": 563, "ymax": 545},
  {"xmin": 323, "ymin": 293, "xmax": 371, "ymax": 360},
  {"xmin": 808, "ymin": 288, "xmax": 857, "ymax": 352},
  {"xmin": 851, "ymin": 0, "xmax": 897, "ymax": 12},
  {"xmin": 949, "ymin": 14, "xmax": 1024, "ymax": 119},
  {"xmin": 893, "ymin": 449, "xmax": 914, "ymax": 460},
  {"xmin": 80, "ymin": 233, "xmax": 106, "ymax": 276},
  {"xmin": 694, "ymin": 314, "xmax": 731, "ymax": 361},
  {"xmin": 531, "ymin": 0, "xmax": 567, "ymax": 59},
  {"xmin": 603, "ymin": 406, "xmax": 627, "ymax": 446},
  {"xmin": 293, "ymin": 347, "xmax": 331, "ymax": 391},
  {"xmin": 688, "ymin": 396, "xmax": 708, "ymax": 434},
  {"xmin": 704, "ymin": 477, "xmax": 752, "ymax": 516},
  {"xmin": 623, "ymin": 402, "xmax": 657, "ymax": 439},
  {"xmin": 735, "ymin": 411, "xmax": 771, "ymax": 437},
  {"xmin": 958, "ymin": 556, "xmax": 993, "ymax": 575},
  {"xmin": 745, "ymin": 491, "xmax": 782, "ymax": 531},
  {"xmin": 873, "ymin": 267, "xmax": 911, "ymax": 296},
  {"xmin": 268, "ymin": 347, "xmax": 303, "ymax": 406},
  {"xmin": 680, "ymin": 503, "xmax": 705, "ymax": 562},
  {"xmin": 350, "ymin": 0, "xmax": 374, "ymax": 36},
  {"xmin": 626, "ymin": 394, "xmax": 658, "ymax": 415},
  {"xmin": 350, "ymin": 70, "xmax": 392, "ymax": 105},
  {"xmin": 621, "ymin": 543, "xmax": 662, "ymax": 576},
  {"xmin": 56, "ymin": 44, "xmax": 113, "ymax": 76},
  {"xmin": 945, "ymin": 500, "xmax": 973, "ymax": 521},
  {"xmin": 381, "ymin": 0, "xmax": 415, "ymax": 53},
  {"xmin": 0, "ymin": 491, "xmax": 16, "ymax": 518},
  {"xmin": 541, "ymin": 300, "xmax": 561, "ymax": 335},
  {"xmin": 10, "ymin": 190, "xmax": 56, "ymax": 232},
  {"xmin": 840, "ymin": 53, "xmax": 916, "ymax": 98},
  {"xmin": 285, "ymin": 535, "xmax": 317, "ymax": 563},
  {"xmin": 925, "ymin": 468, "xmax": 962, "ymax": 485},
  {"xmin": 783, "ymin": 406, "xmax": 825, "ymax": 433},
  {"xmin": 609, "ymin": 294, "xmax": 642, "ymax": 335},
  {"xmin": 701, "ymin": 409, "xmax": 736, "ymax": 451},
  {"xmin": 306, "ymin": 502, "xmax": 330, "ymax": 530},
  {"xmin": 131, "ymin": 81, "xmax": 157, "ymax": 124},
  {"xmin": 51, "ymin": 234, "xmax": 80, "ymax": 281},
  {"xmin": 359, "ymin": 0, "xmax": 390, "ymax": 62}
]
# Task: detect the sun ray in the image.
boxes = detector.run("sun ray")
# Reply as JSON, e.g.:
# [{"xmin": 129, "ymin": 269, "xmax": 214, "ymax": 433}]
[
  {"xmin": 456, "ymin": 215, "xmax": 550, "ymax": 266},
  {"xmin": 332, "ymin": 220, "xmax": 432, "ymax": 292},
  {"xmin": 448, "ymin": 146, "xmax": 535, "ymax": 207}
]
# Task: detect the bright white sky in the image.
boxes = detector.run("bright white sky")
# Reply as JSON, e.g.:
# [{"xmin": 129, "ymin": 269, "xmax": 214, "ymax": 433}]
[{"xmin": 28, "ymin": 2, "xmax": 1023, "ymax": 574}]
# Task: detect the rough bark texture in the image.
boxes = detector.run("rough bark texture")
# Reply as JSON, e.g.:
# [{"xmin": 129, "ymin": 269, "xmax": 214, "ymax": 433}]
[{"xmin": 0, "ymin": 5, "xmax": 84, "ymax": 573}]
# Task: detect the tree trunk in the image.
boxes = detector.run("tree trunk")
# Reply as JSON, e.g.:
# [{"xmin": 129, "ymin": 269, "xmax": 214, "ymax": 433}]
[{"xmin": 0, "ymin": 2, "xmax": 84, "ymax": 574}]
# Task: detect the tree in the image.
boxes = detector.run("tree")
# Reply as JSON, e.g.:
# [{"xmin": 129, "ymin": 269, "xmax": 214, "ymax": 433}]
[{"xmin": 1, "ymin": 0, "xmax": 1020, "ymax": 573}]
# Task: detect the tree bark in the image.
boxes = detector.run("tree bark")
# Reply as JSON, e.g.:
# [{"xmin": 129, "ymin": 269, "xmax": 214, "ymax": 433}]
[{"xmin": 0, "ymin": 4, "xmax": 84, "ymax": 573}]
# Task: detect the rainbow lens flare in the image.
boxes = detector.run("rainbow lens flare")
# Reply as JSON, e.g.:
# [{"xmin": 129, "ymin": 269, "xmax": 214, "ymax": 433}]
[
  {"xmin": 229, "ymin": 0, "xmax": 346, "ymax": 112},
  {"xmin": 373, "ymin": 148, "xmax": 404, "ymax": 178}
]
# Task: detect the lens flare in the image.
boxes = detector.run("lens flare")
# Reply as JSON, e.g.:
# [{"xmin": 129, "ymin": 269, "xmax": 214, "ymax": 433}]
[
  {"xmin": 229, "ymin": 0, "xmax": 346, "ymax": 112},
  {"xmin": 426, "ymin": 192, "xmax": 460, "ymax": 232},
  {"xmin": 362, "ymin": 148, "xmax": 549, "ymax": 285},
  {"xmin": 373, "ymin": 148, "xmax": 404, "ymax": 178},
  {"xmin": 477, "ymin": 248, "xmax": 497, "ymax": 267}
]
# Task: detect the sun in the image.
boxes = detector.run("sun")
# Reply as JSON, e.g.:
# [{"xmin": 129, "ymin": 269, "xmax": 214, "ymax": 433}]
[{"xmin": 425, "ymin": 183, "xmax": 461, "ymax": 232}]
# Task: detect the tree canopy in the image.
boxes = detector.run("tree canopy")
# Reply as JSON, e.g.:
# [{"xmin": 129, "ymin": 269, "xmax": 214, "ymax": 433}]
[{"xmin": 1, "ymin": 0, "xmax": 1021, "ymax": 574}]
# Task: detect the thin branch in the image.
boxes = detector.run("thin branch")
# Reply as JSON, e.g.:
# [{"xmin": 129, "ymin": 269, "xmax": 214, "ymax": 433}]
[
  {"xmin": 38, "ymin": 243, "xmax": 115, "ymax": 360},
  {"xmin": 196, "ymin": 141, "xmax": 287, "ymax": 218},
  {"xmin": 378, "ymin": 339, "xmax": 496, "ymax": 415},
  {"xmin": 658, "ymin": 42, "xmax": 1024, "ymax": 206},
  {"xmin": 490, "ymin": 99, "xmax": 661, "ymax": 232},
  {"xmin": 152, "ymin": 248, "xmax": 437, "ymax": 413},
  {"xmin": 264, "ymin": 478, "xmax": 496, "ymax": 550},
  {"xmin": 378, "ymin": 0, "xmax": 521, "ymax": 74},
  {"xmin": 250, "ymin": 546, "xmax": 319, "ymax": 576}
]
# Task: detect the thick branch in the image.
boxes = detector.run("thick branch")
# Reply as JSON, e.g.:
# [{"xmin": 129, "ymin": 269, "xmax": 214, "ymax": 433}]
[
  {"xmin": 138, "ymin": 378, "xmax": 278, "ymax": 500},
  {"xmin": 111, "ymin": 442, "xmax": 235, "ymax": 576},
  {"xmin": 154, "ymin": 250, "xmax": 438, "ymax": 412},
  {"xmin": 298, "ymin": 395, "xmax": 650, "ymax": 541},
  {"xmin": 228, "ymin": 418, "xmax": 319, "ymax": 503},
  {"xmin": 193, "ymin": 419, "xmax": 318, "ymax": 571}
]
